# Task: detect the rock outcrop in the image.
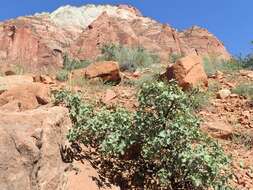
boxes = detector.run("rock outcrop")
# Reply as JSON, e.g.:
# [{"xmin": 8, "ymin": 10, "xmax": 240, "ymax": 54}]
[
  {"xmin": 0, "ymin": 106, "xmax": 71, "ymax": 190},
  {"xmin": 179, "ymin": 26, "xmax": 230, "ymax": 60},
  {"xmin": 0, "ymin": 4, "xmax": 230, "ymax": 72},
  {"xmin": 0, "ymin": 73, "xmax": 120, "ymax": 190}
]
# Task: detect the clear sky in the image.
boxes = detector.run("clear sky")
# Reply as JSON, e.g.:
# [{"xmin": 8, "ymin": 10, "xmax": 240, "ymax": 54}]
[{"xmin": 0, "ymin": 0, "xmax": 252, "ymax": 56}]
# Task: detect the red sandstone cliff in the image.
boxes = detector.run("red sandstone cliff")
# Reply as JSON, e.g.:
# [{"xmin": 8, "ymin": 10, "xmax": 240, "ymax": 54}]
[{"xmin": 0, "ymin": 4, "xmax": 230, "ymax": 71}]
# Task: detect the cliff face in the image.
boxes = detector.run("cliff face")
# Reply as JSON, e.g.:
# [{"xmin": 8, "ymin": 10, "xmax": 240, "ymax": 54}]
[{"xmin": 0, "ymin": 4, "xmax": 230, "ymax": 71}]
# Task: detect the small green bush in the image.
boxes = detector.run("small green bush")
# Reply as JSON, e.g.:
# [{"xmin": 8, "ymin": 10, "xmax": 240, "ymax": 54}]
[
  {"xmin": 238, "ymin": 53, "xmax": 253, "ymax": 70},
  {"xmin": 56, "ymin": 69, "xmax": 69, "ymax": 81},
  {"xmin": 63, "ymin": 55, "xmax": 91, "ymax": 71},
  {"xmin": 54, "ymin": 81, "xmax": 232, "ymax": 190},
  {"xmin": 187, "ymin": 88, "xmax": 211, "ymax": 111},
  {"xmin": 232, "ymin": 83, "xmax": 253, "ymax": 100},
  {"xmin": 56, "ymin": 55, "xmax": 91, "ymax": 81},
  {"xmin": 98, "ymin": 43, "xmax": 160, "ymax": 72},
  {"xmin": 203, "ymin": 57, "xmax": 243, "ymax": 76}
]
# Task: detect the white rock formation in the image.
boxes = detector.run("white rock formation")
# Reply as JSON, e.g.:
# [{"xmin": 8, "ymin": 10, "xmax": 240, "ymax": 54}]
[{"xmin": 49, "ymin": 4, "xmax": 140, "ymax": 29}]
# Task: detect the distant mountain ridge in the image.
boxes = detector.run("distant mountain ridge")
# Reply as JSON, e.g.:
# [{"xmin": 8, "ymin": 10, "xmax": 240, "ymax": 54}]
[{"xmin": 0, "ymin": 4, "xmax": 230, "ymax": 71}]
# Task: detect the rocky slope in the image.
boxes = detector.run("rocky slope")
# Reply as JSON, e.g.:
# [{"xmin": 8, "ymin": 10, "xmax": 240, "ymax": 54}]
[
  {"xmin": 0, "ymin": 75, "xmax": 120, "ymax": 190},
  {"xmin": 0, "ymin": 4, "xmax": 230, "ymax": 71}
]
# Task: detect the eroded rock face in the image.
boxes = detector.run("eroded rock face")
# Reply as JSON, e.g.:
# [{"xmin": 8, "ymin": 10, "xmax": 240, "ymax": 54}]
[
  {"xmin": 179, "ymin": 26, "xmax": 230, "ymax": 60},
  {"xmin": 0, "ymin": 4, "xmax": 230, "ymax": 71},
  {"xmin": 0, "ymin": 106, "xmax": 71, "ymax": 190},
  {"xmin": 0, "ymin": 17, "xmax": 65, "ymax": 71}
]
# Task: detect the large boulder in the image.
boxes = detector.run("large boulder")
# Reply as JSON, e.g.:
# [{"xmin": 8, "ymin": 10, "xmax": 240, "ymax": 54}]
[
  {"xmin": 0, "ymin": 106, "xmax": 118, "ymax": 190},
  {"xmin": 0, "ymin": 106, "xmax": 119, "ymax": 190},
  {"xmin": 0, "ymin": 75, "xmax": 34, "ymax": 93},
  {"xmin": 217, "ymin": 89, "xmax": 231, "ymax": 99},
  {"xmin": 0, "ymin": 82, "xmax": 50, "ymax": 111},
  {"xmin": 84, "ymin": 61, "xmax": 121, "ymax": 82},
  {"xmin": 0, "ymin": 106, "xmax": 71, "ymax": 190},
  {"xmin": 167, "ymin": 55, "xmax": 208, "ymax": 89}
]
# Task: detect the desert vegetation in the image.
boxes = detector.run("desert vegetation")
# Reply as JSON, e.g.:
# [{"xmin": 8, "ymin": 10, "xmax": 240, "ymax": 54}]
[
  {"xmin": 1, "ymin": 4, "xmax": 253, "ymax": 189},
  {"xmin": 232, "ymin": 83, "xmax": 253, "ymax": 100},
  {"xmin": 203, "ymin": 53, "xmax": 253, "ymax": 77},
  {"xmin": 54, "ymin": 81, "xmax": 232, "ymax": 190},
  {"xmin": 98, "ymin": 43, "xmax": 160, "ymax": 72},
  {"xmin": 56, "ymin": 55, "xmax": 91, "ymax": 81}
]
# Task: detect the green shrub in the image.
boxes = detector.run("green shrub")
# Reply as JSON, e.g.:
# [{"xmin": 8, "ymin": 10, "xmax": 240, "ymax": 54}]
[
  {"xmin": 63, "ymin": 55, "xmax": 91, "ymax": 71},
  {"xmin": 54, "ymin": 81, "xmax": 232, "ymax": 190},
  {"xmin": 203, "ymin": 57, "xmax": 243, "ymax": 76},
  {"xmin": 232, "ymin": 83, "xmax": 253, "ymax": 100},
  {"xmin": 98, "ymin": 43, "xmax": 160, "ymax": 72},
  {"xmin": 56, "ymin": 69, "xmax": 69, "ymax": 81},
  {"xmin": 56, "ymin": 55, "xmax": 90, "ymax": 82},
  {"xmin": 238, "ymin": 52, "xmax": 253, "ymax": 70},
  {"xmin": 187, "ymin": 88, "xmax": 211, "ymax": 111}
]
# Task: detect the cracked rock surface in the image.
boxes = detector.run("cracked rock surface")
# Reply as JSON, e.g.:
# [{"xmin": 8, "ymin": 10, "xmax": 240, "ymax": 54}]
[{"xmin": 0, "ymin": 106, "xmax": 71, "ymax": 190}]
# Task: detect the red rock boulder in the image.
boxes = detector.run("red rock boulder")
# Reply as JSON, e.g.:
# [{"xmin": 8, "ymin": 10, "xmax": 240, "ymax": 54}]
[
  {"xmin": 167, "ymin": 55, "xmax": 208, "ymax": 89},
  {"xmin": 84, "ymin": 61, "xmax": 121, "ymax": 82},
  {"xmin": 0, "ymin": 83, "xmax": 50, "ymax": 111}
]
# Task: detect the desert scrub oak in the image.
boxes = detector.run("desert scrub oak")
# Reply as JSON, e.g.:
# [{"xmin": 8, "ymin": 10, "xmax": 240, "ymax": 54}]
[
  {"xmin": 54, "ymin": 81, "xmax": 232, "ymax": 190},
  {"xmin": 97, "ymin": 43, "xmax": 160, "ymax": 72}
]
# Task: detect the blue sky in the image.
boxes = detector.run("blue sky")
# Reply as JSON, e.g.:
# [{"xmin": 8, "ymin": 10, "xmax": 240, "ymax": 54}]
[{"xmin": 0, "ymin": 0, "xmax": 252, "ymax": 56}]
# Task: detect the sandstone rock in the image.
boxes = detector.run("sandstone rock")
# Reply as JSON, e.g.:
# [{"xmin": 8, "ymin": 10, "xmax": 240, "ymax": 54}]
[
  {"xmin": 217, "ymin": 89, "xmax": 231, "ymax": 99},
  {"xmin": 66, "ymin": 161, "xmax": 119, "ymax": 190},
  {"xmin": 0, "ymin": 20, "xmax": 64, "ymax": 71},
  {"xmin": 133, "ymin": 71, "xmax": 141, "ymax": 78},
  {"xmin": 240, "ymin": 70, "xmax": 253, "ymax": 79},
  {"xmin": 4, "ymin": 70, "xmax": 16, "ymax": 76},
  {"xmin": 242, "ymin": 111, "xmax": 251, "ymax": 119},
  {"xmin": 0, "ymin": 105, "xmax": 121, "ymax": 190},
  {"xmin": 179, "ymin": 26, "xmax": 231, "ymax": 60},
  {"xmin": 215, "ymin": 70, "xmax": 224, "ymax": 79},
  {"xmin": 0, "ymin": 83, "xmax": 50, "ymax": 111},
  {"xmin": 0, "ymin": 106, "xmax": 71, "ymax": 190},
  {"xmin": 0, "ymin": 5, "xmax": 230, "ymax": 71},
  {"xmin": 201, "ymin": 120, "xmax": 233, "ymax": 139},
  {"xmin": 70, "ymin": 68, "xmax": 86, "ymax": 81},
  {"xmin": 230, "ymin": 93, "xmax": 239, "ymax": 98},
  {"xmin": 85, "ymin": 61, "xmax": 121, "ymax": 82},
  {"xmin": 0, "ymin": 75, "xmax": 34, "ymax": 92},
  {"xmin": 33, "ymin": 75, "xmax": 54, "ymax": 84},
  {"xmin": 225, "ymin": 82, "xmax": 236, "ymax": 88},
  {"xmin": 0, "ymin": 64, "xmax": 16, "ymax": 75},
  {"xmin": 166, "ymin": 54, "xmax": 208, "ymax": 89},
  {"xmin": 102, "ymin": 89, "xmax": 117, "ymax": 104}
]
